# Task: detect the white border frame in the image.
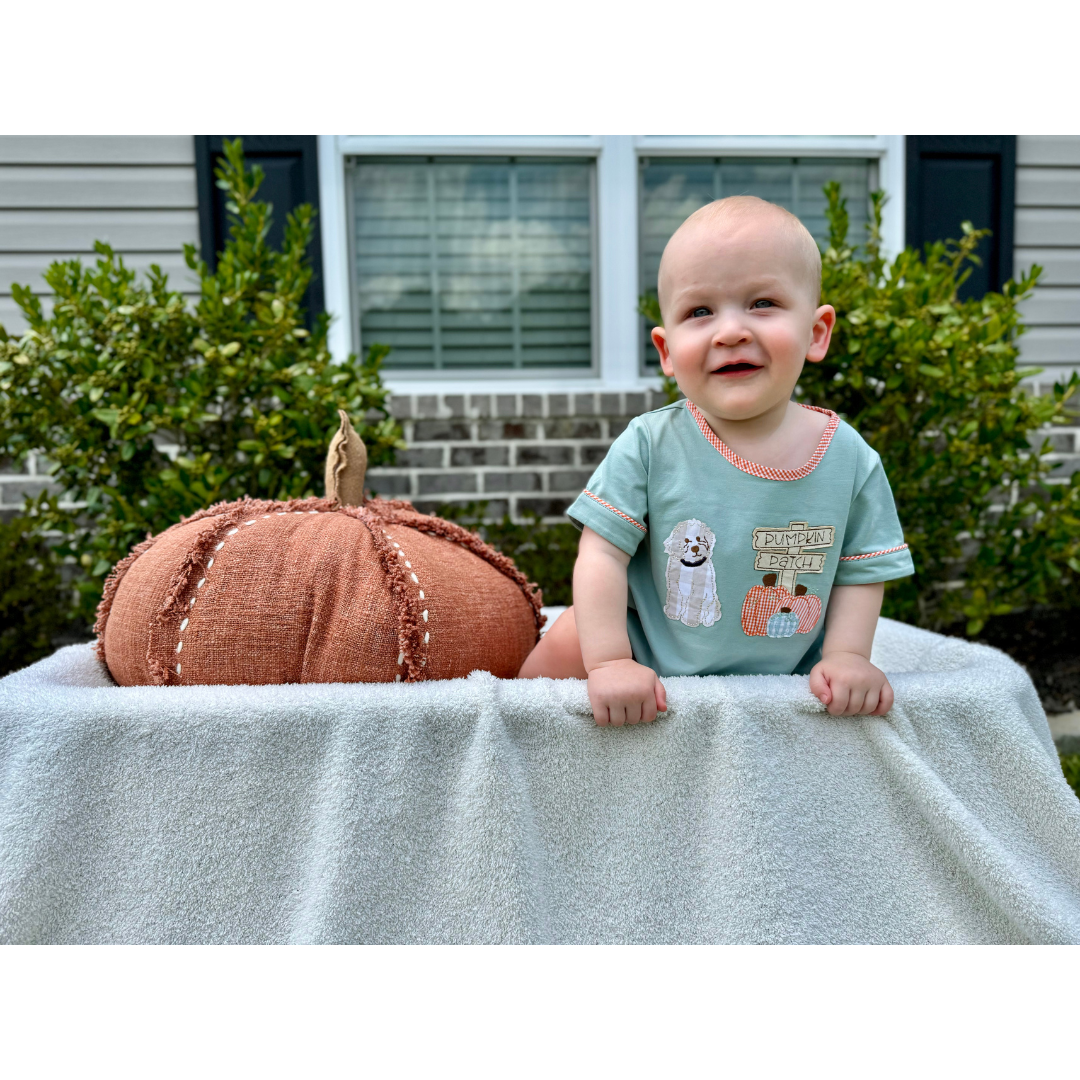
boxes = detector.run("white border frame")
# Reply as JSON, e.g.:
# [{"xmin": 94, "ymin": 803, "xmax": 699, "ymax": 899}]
[{"xmin": 318, "ymin": 134, "xmax": 905, "ymax": 394}]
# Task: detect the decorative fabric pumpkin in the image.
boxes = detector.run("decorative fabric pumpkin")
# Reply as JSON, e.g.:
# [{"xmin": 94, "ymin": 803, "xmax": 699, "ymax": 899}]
[
  {"xmin": 788, "ymin": 584, "xmax": 823, "ymax": 635},
  {"xmin": 741, "ymin": 574, "xmax": 795, "ymax": 636},
  {"xmin": 94, "ymin": 412, "xmax": 543, "ymax": 686},
  {"xmin": 766, "ymin": 608, "xmax": 800, "ymax": 639}
]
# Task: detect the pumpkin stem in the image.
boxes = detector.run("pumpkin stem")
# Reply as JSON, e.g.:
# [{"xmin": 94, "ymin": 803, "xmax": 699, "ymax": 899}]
[{"xmin": 325, "ymin": 409, "xmax": 368, "ymax": 507}]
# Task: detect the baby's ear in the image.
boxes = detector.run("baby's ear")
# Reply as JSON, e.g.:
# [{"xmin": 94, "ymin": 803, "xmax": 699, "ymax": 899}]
[
  {"xmin": 806, "ymin": 304, "xmax": 836, "ymax": 364},
  {"xmin": 651, "ymin": 325, "xmax": 675, "ymax": 376}
]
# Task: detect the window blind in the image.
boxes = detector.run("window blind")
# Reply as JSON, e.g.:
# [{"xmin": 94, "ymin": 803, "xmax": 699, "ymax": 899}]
[
  {"xmin": 350, "ymin": 157, "xmax": 594, "ymax": 371},
  {"xmin": 639, "ymin": 157, "xmax": 875, "ymax": 368}
]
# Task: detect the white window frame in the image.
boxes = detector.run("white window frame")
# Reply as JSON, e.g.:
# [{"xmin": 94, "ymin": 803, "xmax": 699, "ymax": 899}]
[{"xmin": 319, "ymin": 134, "xmax": 904, "ymax": 395}]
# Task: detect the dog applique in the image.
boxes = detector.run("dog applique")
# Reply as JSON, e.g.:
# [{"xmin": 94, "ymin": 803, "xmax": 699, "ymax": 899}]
[{"xmin": 662, "ymin": 518, "xmax": 720, "ymax": 627}]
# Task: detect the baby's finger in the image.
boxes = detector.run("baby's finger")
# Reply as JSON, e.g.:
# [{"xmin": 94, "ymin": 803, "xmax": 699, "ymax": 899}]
[
  {"xmin": 608, "ymin": 704, "xmax": 626, "ymax": 727},
  {"xmin": 654, "ymin": 678, "xmax": 668, "ymax": 713},
  {"xmin": 592, "ymin": 704, "xmax": 610, "ymax": 726},
  {"xmin": 625, "ymin": 699, "xmax": 643, "ymax": 725},
  {"xmin": 827, "ymin": 683, "xmax": 850, "ymax": 715},
  {"xmin": 874, "ymin": 681, "xmax": 894, "ymax": 716},
  {"xmin": 809, "ymin": 667, "xmax": 831, "ymax": 705},
  {"xmin": 641, "ymin": 694, "xmax": 657, "ymax": 724},
  {"xmin": 863, "ymin": 685, "xmax": 881, "ymax": 716},
  {"xmin": 849, "ymin": 688, "xmax": 869, "ymax": 715}
]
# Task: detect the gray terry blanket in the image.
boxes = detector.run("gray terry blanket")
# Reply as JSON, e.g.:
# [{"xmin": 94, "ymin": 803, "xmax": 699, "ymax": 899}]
[{"xmin": 1, "ymin": 617, "xmax": 1079, "ymax": 944}]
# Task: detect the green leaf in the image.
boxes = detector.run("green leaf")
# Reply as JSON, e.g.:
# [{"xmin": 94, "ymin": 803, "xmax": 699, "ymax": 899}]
[{"xmin": 90, "ymin": 407, "xmax": 121, "ymax": 427}]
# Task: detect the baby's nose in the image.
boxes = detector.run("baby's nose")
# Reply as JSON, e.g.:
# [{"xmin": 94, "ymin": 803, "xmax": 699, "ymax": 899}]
[{"xmin": 713, "ymin": 310, "xmax": 752, "ymax": 346}]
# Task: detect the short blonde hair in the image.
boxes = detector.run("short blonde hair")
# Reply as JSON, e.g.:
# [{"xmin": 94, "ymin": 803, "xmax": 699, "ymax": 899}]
[{"xmin": 656, "ymin": 195, "xmax": 822, "ymax": 314}]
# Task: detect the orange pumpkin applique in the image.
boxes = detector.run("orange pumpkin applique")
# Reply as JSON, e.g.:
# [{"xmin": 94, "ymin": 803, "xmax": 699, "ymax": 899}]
[
  {"xmin": 741, "ymin": 574, "xmax": 795, "ymax": 636},
  {"xmin": 788, "ymin": 583, "xmax": 823, "ymax": 634}
]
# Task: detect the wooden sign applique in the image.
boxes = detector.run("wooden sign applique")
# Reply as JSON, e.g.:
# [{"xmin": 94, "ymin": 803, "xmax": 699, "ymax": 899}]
[
  {"xmin": 751, "ymin": 521, "xmax": 835, "ymax": 593},
  {"xmin": 741, "ymin": 521, "xmax": 835, "ymax": 638}
]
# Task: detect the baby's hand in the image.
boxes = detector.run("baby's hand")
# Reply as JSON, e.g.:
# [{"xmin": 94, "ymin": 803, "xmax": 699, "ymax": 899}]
[
  {"xmin": 587, "ymin": 658, "xmax": 668, "ymax": 726},
  {"xmin": 809, "ymin": 651, "xmax": 893, "ymax": 716}
]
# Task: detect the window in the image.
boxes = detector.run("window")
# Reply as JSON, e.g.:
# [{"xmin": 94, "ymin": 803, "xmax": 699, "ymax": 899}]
[
  {"xmin": 639, "ymin": 156, "xmax": 876, "ymax": 369},
  {"xmin": 348, "ymin": 156, "xmax": 595, "ymax": 371},
  {"xmin": 319, "ymin": 136, "xmax": 903, "ymax": 390}
]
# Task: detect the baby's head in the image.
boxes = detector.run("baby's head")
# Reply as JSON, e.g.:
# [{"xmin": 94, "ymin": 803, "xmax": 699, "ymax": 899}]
[{"xmin": 652, "ymin": 196, "xmax": 835, "ymax": 425}]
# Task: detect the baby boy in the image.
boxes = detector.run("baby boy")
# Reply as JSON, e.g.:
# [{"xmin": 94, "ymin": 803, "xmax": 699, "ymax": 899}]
[{"xmin": 519, "ymin": 196, "xmax": 914, "ymax": 725}]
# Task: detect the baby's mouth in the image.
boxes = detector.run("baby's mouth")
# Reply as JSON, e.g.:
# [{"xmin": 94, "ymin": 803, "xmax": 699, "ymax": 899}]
[{"xmin": 714, "ymin": 361, "xmax": 763, "ymax": 377}]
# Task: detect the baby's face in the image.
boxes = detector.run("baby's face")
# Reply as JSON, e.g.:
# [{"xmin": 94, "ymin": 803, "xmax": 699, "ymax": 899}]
[{"xmin": 652, "ymin": 215, "xmax": 834, "ymax": 426}]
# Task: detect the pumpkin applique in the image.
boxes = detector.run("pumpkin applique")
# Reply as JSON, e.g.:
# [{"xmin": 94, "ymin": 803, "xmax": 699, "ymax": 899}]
[
  {"xmin": 766, "ymin": 607, "xmax": 800, "ymax": 638},
  {"xmin": 741, "ymin": 573, "xmax": 794, "ymax": 636},
  {"xmin": 788, "ymin": 583, "xmax": 823, "ymax": 634},
  {"xmin": 741, "ymin": 575, "xmax": 823, "ymax": 637}
]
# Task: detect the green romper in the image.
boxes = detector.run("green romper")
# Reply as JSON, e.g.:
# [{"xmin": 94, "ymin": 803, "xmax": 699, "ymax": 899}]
[{"xmin": 566, "ymin": 400, "xmax": 915, "ymax": 677}]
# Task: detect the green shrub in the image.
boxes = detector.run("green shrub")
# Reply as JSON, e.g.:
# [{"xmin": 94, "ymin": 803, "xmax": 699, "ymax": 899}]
[
  {"xmin": 0, "ymin": 514, "xmax": 70, "ymax": 676},
  {"xmin": 0, "ymin": 139, "xmax": 403, "ymax": 627},
  {"xmin": 438, "ymin": 502, "xmax": 578, "ymax": 606},
  {"xmin": 806, "ymin": 185, "xmax": 1079, "ymax": 633},
  {"xmin": 641, "ymin": 186, "xmax": 1080, "ymax": 635},
  {"xmin": 1061, "ymin": 754, "xmax": 1080, "ymax": 799}
]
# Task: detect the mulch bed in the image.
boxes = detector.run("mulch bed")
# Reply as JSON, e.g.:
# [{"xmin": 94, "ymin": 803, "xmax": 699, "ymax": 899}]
[{"xmin": 962, "ymin": 608, "xmax": 1080, "ymax": 715}]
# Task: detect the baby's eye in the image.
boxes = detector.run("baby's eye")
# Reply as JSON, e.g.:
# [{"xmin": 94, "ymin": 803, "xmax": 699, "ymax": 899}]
[
  {"xmin": 751, "ymin": 299, "xmax": 775, "ymax": 309},
  {"xmin": 690, "ymin": 306, "xmax": 711, "ymax": 318}
]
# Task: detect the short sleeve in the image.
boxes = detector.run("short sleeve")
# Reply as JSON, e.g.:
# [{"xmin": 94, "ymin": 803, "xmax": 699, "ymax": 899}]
[
  {"xmin": 566, "ymin": 420, "xmax": 650, "ymax": 557},
  {"xmin": 833, "ymin": 449, "xmax": 915, "ymax": 585}
]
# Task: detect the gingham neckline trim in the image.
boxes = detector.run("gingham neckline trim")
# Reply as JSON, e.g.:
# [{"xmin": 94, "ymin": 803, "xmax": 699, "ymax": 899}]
[{"xmin": 686, "ymin": 400, "xmax": 840, "ymax": 481}]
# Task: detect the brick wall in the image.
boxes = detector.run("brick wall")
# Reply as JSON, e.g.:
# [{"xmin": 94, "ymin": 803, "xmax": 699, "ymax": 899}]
[
  {"xmin": 0, "ymin": 391, "xmax": 670, "ymax": 524},
  {"xmin": 1, "ymin": 391, "xmax": 1077, "ymax": 524},
  {"xmin": 366, "ymin": 390, "xmax": 670, "ymax": 521}
]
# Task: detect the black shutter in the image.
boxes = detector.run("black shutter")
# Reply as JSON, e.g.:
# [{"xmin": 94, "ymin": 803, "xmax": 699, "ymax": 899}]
[
  {"xmin": 905, "ymin": 136, "xmax": 1016, "ymax": 300},
  {"xmin": 195, "ymin": 136, "xmax": 324, "ymax": 317}
]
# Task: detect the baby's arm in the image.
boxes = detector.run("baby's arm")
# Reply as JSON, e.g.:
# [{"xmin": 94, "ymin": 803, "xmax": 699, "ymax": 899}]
[
  {"xmin": 576, "ymin": 527, "xmax": 667, "ymax": 726},
  {"xmin": 809, "ymin": 582, "xmax": 893, "ymax": 716}
]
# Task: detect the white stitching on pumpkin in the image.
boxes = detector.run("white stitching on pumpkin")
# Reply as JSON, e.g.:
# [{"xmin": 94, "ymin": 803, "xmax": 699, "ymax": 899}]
[
  {"xmin": 173, "ymin": 510, "xmax": 432, "ymax": 685},
  {"xmin": 175, "ymin": 510, "xmax": 330, "ymax": 684},
  {"xmin": 383, "ymin": 534, "xmax": 431, "ymax": 676}
]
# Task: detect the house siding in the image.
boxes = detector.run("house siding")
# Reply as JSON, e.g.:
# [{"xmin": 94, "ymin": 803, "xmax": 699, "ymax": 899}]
[
  {"xmin": 0, "ymin": 136, "xmax": 199, "ymax": 336},
  {"xmin": 1016, "ymin": 136, "xmax": 1080, "ymax": 386},
  {"xmin": 1014, "ymin": 136, "xmax": 1080, "ymax": 482},
  {"xmin": 0, "ymin": 136, "xmax": 200, "ymax": 519}
]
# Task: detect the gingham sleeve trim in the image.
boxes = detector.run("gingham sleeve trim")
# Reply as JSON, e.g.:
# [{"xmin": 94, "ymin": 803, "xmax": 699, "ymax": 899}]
[
  {"xmin": 583, "ymin": 490, "xmax": 647, "ymax": 533},
  {"xmin": 687, "ymin": 400, "xmax": 839, "ymax": 481},
  {"xmin": 838, "ymin": 543, "xmax": 909, "ymax": 562}
]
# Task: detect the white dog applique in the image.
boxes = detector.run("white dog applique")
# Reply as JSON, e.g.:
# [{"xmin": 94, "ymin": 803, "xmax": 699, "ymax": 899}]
[{"xmin": 662, "ymin": 518, "xmax": 721, "ymax": 627}]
